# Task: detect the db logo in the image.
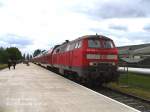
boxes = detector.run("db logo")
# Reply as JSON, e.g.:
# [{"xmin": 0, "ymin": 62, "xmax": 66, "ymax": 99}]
[{"xmin": 101, "ymin": 55, "xmax": 107, "ymax": 59}]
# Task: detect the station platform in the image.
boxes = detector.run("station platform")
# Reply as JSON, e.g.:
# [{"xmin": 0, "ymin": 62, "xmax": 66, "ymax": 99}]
[{"xmin": 0, "ymin": 63, "xmax": 140, "ymax": 112}]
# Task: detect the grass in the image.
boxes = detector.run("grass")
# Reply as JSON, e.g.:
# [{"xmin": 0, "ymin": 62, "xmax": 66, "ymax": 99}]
[
  {"xmin": 0, "ymin": 64, "xmax": 7, "ymax": 70},
  {"xmin": 107, "ymin": 72, "xmax": 150, "ymax": 100},
  {"xmin": 119, "ymin": 73, "xmax": 150, "ymax": 91}
]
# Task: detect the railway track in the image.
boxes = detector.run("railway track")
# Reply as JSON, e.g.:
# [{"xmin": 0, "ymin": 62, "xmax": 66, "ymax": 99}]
[{"xmin": 92, "ymin": 87, "xmax": 150, "ymax": 112}]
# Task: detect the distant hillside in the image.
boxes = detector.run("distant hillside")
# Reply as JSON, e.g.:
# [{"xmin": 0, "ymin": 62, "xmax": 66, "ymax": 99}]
[
  {"xmin": 117, "ymin": 43, "xmax": 150, "ymax": 68},
  {"xmin": 118, "ymin": 43, "xmax": 150, "ymax": 50},
  {"xmin": 117, "ymin": 43, "xmax": 150, "ymax": 55}
]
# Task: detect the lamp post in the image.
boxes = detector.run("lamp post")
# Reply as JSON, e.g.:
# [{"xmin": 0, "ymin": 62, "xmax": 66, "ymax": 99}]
[{"xmin": 127, "ymin": 47, "xmax": 132, "ymax": 86}]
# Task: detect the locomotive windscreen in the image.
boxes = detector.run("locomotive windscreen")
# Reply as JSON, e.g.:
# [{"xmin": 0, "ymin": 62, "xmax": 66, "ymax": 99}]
[
  {"xmin": 88, "ymin": 39, "xmax": 101, "ymax": 48},
  {"xmin": 88, "ymin": 38, "xmax": 114, "ymax": 48},
  {"xmin": 103, "ymin": 40, "xmax": 114, "ymax": 48}
]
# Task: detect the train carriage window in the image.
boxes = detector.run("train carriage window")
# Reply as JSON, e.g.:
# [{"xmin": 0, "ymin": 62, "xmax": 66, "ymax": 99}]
[
  {"xmin": 88, "ymin": 39, "xmax": 101, "ymax": 48},
  {"xmin": 66, "ymin": 44, "xmax": 70, "ymax": 51},
  {"xmin": 60, "ymin": 45, "xmax": 67, "ymax": 53},
  {"xmin": 53, "ymin": 48, "xmax": 60, "ymax": 54},
  {"xmin": 56, "ymin": 49, "xmax": 60, "ymax": 53},
  {"xmin": 53, "ymin": 50, "xmax": 57, "ymax": 54},
  {"xmin": 69, "ymin": 43, "xmax": 76, "ymax": 50}
]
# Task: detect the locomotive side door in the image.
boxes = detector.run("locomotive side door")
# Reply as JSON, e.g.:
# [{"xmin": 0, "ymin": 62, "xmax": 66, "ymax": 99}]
[
  {"xmin": 72, "ymin": 40, "xmax": 83, "ymax": 67},
  {"xmin": 69, "ymin": 50, "xmax": 73, "ymax": 68},
  {"xmin": 69, "ymin": 43, "xmax": 76, "ymax": 68},
  {"xmin": 66, "ymin": 44, "xmax": 72, "ymax": 69}
]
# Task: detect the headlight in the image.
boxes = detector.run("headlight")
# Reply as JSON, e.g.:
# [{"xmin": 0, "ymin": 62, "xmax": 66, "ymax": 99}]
[
  {"xmin": 86, "ymin": 54, "xmax": 100, "ymax": 59},
  {"xmin": 112, "ymin": 62, "xmax": 116, "ymax": 66},
  {"xmin": 89, "ymin": 62, "xmax": 97, "ymax": 66},
  {"xmin": 107, "ymin": 55, "xmax": 118, "ymax": 59}
]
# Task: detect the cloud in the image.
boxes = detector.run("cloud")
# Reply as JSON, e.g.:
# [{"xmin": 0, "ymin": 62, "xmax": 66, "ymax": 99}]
[
  {"xmin": 0, "ymin": 1, "xmax": 3, "ymax": 7},
  {"xmin": 112, "ymin": 30, "xmax": 150, "ymax": 46},
  {"xmin": 89, "ymin": 26, "xmax": 150, "ymax": 46},
  {"xmin": 143, "ymin": 24, "xmax": 150, "ymax": 31},
  {"xmin": 0, "ymin": 0, "xmax": 150, "ymax": 54},
  {"xmin": 109, "ymin": 25, "xmax": 128, "ymax": 31},
  {"xmin": 73, "ymin": 0, "xmax": 150, "ymax": 19},
  {"xmin": 0, "ymin": 34, "xmax": 32, "ymax": 47},
  {"xmin": 126, "ymin": 31, "xmax": 150, "ymax": 42},
  {"xmin": 89, "ymin": 28, "xmax": 106, "ymax": 34}
]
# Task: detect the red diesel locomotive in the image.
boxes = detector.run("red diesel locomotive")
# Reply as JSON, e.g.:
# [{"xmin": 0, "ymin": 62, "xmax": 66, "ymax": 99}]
[{"xmin": 33, "ymin": 35, "xmax": 119, "ymax": 85}]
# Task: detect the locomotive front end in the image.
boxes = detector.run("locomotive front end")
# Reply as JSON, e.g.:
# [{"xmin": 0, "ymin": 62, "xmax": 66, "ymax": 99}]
[{"xmin": 82, "ymin": 35, "xmax": 119, "ymax": 84}]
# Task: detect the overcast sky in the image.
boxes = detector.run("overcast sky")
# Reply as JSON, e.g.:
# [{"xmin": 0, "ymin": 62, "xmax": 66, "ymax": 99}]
[{"xmin": 0, "ymin": 0, "xmax": 150, "ymax": 54}]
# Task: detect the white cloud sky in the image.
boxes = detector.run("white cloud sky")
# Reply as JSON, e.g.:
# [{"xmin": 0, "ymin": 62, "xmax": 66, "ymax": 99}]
[{"xmin": 0, "ymin": 0, "xmax": 150, "ymax": 54}]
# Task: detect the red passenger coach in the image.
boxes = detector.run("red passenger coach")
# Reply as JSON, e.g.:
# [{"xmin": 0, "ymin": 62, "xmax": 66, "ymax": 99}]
[{"xmin": 33, "ymin": 35, "xmax": 119, "ymax": 85}]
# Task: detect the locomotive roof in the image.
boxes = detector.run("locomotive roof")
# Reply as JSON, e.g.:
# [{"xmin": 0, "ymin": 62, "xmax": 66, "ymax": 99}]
[
  {"xmin": 53, "ymin": 35, "xmax": 112, "ymax": 50},
  {"xmin": 33, "ymin": 35, "xmax": 114, "ymax": 57},
  {"xmin": 78, "ymin": 35, "xmax": 112, "ymax": 40},
  {"xmin": 63, "ymin": 35, "xmax": 112, "ymax": 44}
]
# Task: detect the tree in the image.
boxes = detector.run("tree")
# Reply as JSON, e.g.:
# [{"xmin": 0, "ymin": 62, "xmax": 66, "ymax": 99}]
[
  {"xmin": 0, "ymin": 47, "xmax": 22, "ymax": 63},
  {"xmin": 33, "ymin": 49, "xmax": 42, "ymax": 57},
  {"xmin": 26, "ymin": 53, "xmax": 30, "ymax": 60},
  {"xmin": 0, "ymin": 47, "xmax": 9, "ymax": 63},
  {"xmin": 6, "ymin": 47, "xmax": 22, "ymax": 60},
  {"xmin": 30, "ymin": 55, "xmax": 33, "ymax": 60},
  {"xmin": 23, "ymin": 53, "xmax": 26, "ymax": 60}
]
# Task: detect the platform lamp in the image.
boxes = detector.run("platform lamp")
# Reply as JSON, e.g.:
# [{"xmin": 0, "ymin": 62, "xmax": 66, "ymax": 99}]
[{"xmin": 126, "ymin": 47, "xmax": 132, "ymax": 86}]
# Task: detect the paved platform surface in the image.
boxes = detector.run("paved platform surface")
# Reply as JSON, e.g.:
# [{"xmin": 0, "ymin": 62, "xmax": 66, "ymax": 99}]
[{"xmin": 0, "ymin": 63, "xmax": 140, "ymax": 112}]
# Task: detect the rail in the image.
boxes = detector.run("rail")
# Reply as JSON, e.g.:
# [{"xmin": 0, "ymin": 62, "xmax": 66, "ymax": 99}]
[{"xmin": 93, "ymin": 87, "xmax": 150, "ymax": 112}]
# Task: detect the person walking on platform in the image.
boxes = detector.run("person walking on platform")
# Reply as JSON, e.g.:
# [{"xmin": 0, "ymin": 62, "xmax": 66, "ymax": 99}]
[
  {"xmin": 8, "ymin": 59, "xmax": 12, "ymax": 70},
  {"xmin": 12, "ymin": 60, "xmax": 16, "ymax": 69}
]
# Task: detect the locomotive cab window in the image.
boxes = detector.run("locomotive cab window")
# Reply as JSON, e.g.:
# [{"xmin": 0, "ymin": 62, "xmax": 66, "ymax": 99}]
[
  {"xmin": 78, "ymin": 41, "xmax": 82, "ymax": 48},
  {"xmin": 75, "ymin": 42, "xmax": 79, "ymax": 49},
  {"xmin": 103, "ymin": 40, "xmax": 114, "ymax": 48},
  {"xmin": 88, "ymin": 39, "xmax": 101, "ymax": 48},
  {"xmin": 75, "ymin": 41, "xmax": 82, "ymax": 49}
]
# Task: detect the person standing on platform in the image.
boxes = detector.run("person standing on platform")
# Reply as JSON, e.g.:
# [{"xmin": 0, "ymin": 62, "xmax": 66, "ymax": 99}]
[
  {"xmin": 12, "ymin": 60, "xmax": 16, "ymax": 69},
  {"xmin": 8, "ymin": 59, "xmax": 12, "ymax": 70}
]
